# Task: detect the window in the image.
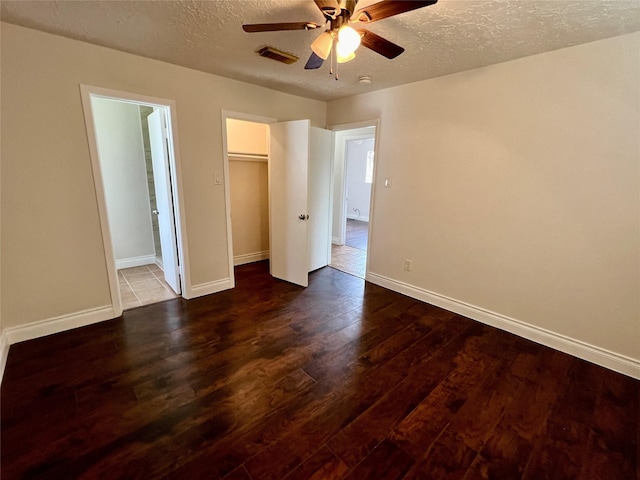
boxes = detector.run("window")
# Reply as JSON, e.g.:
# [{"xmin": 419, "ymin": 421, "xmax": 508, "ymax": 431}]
[{"xmin": 365, "ymin": 150, "xmax": 374, "ymax": 184}]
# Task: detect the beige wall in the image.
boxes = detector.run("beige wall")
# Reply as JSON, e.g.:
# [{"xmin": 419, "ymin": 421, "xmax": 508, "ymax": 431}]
[
  {"xmin": 0, "ymin": 23, "xmax": 325, "ymax": 329},
  {"xmin": 327, "ymin": 33, "xmax": 640, "ymax": 363},
  {"xmin": 227, "ymin": 118, "xmax": 270, "ymax": 261},
  {"xmin": 226, "ymin": 118, "xmax": 269, "ymax": 156},
  {"xmin": 229, "ymin": 161, "xmax": 270, "ymax": 260}
]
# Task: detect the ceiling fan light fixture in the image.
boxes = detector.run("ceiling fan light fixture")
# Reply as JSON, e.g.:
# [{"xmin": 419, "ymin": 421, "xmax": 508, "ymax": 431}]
[
  {"xmin": 311, "ymin": 31, "xmax": 333, "ymax": 60},
  {"xmin": 336, "ymin": 28, "xmax": 359, "ymax": 63},
  {"xmin": 336, "ymin": 49, "xmax": 356, "ymax": 63},
  {"xmin": 337, "ymin": 25, "xmax": 361, "ymax": 55}
]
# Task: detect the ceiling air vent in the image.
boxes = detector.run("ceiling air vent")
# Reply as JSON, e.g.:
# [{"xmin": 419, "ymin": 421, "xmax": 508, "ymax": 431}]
[{"xmin": 257, "ymin": 46, "xmax": 298, "ymax": 65}]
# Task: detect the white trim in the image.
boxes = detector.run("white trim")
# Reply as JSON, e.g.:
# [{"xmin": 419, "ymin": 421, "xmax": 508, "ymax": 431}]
[
  {"xmin": 79, "ymin": 86, "xmax": 123, "ymax": 316},
  {"xmin": 0, "ymin": 334, "xmax": 9, "ymax": 385},
  {"xmin": 115, "ymin": 254, "xmax": 157, "ymax": 270},
  {"xmin": 185, "ymin": 278, "xmax": 233, "ymax": 299},
  {"xmin": 2, "ymin": 306, "xmax": 115, "ymax": 347},
  {"xmin": 332, "ymin": 236, "xmax": 342, "ymax": 245},
  {"xmin": 79, "ymin": 84, "xmax": 191, "ymax": 315},
  {"xmin": 329, "ymin": 120, "xmax": 380, "ymax": 132},
  {"xmin": 234, "ymin": 251, "xmax": 270, "ymax": 266},
  {"xmin": 347, "ymin": 214, "xmax": 370, "ymax": 222},
  {"xmin": 366, "ymin": 272, "xmax": 640, "ymax": 380}
]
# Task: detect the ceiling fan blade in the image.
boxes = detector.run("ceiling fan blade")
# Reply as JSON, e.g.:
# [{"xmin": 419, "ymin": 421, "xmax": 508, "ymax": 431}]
[
  {"xmin": 304, "ymin": 52, "xmax": 325, "ymax": 69},
  {"xmin": 352, "ymin": 0, "xmax": 437, "ymax": 24},
  {"xmin": 360, "ymin": 29, "xmax": 404, "ymax": 59},
  {"xmin": 243, "ymin": 22, "xmax": 321, "ymax": 33}
]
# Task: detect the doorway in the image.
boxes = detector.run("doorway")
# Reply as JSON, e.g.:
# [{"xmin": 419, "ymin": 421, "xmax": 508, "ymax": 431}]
[
  {"xmin": 222, "ymin": 112, "xmax": 332, "ymax": 288},
  {"xmin": 81, "ymin": 86, "xmax": 187, "ymax": 315},
  {"xmin": 222, "ymin": 113, "xmax": 274, "ymax": 289},
  {"xmin": 329, "ymin": 125, "xmax": 377, "ymax": 279}
]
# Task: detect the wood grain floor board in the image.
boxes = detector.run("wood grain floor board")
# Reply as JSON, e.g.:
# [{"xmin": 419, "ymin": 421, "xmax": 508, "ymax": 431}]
[{"xmin": 1, "ymin": 261, "xmax": 637, "ymax": 479}]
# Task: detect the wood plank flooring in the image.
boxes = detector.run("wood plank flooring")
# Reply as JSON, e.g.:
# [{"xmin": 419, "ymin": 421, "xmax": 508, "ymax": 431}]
[
  {"xmin": 1, "ymin": 261, "xmax": 638, "ymax": 479},
  {"xmin": 345, "ymin": 219, "xmax": 368, "ymax": 251}
]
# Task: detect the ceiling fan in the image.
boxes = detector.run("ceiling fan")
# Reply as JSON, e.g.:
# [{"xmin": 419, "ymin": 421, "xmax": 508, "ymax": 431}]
[{"xmin": 243, "ymin": 0, "xmax": 438, "ymax": 73}]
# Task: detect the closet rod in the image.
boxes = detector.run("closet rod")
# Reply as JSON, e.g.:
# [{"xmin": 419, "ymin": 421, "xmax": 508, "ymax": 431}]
[{"xmin": 228, "ymin": 152, "xmax": 268, "ymax": 162}]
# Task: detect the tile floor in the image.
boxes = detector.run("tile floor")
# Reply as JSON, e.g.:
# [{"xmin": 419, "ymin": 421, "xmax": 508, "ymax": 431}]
[
  {"xmin": 330, "ymin": 219, "xmax": 369, "ymax": 279},
  {"xmin": 118, "ymin": 264, "xmax": 179, "ymax": 310},
  {"xmin": 330, "ymin": 244, "xmax": 366, "ymax": 278}
]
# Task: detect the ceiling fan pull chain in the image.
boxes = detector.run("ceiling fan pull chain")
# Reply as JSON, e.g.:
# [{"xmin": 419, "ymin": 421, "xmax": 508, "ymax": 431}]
[{"xmin": 329, "ymin": 40, "xmax": 334, "ymax": 76}]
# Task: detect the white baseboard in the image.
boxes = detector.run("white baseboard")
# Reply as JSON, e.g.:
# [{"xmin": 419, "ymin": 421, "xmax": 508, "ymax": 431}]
[
  {"xmin": 0, "ymin": 334, "xmax": 9, "ymax": 385},
  {"xmin": 3, "ymin": 306, "xmax": 116, "ymax": 345},
  {"xmin": 185, "ymin": 278, "xmax": 233, "ymax": 300},
  {"xmin": 347, "ymin": 215, "xmax": 369, "ymax": 222},
  {"xmin": 366, "ymin": 272, "xmax": 640, "ymax": 380},
  {"xmin": 233, "ymin": 251, "xmax": 270, "ymax": 266},
  {"xmin": 115, "ymin": 255, "xmax": 157, "ymax": 270},
  {"xmin": 0, "ymin": 305, "xmax": 116, "ymax": 384}
]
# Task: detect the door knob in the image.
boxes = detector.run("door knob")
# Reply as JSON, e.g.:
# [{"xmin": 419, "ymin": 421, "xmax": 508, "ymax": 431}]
[
  {"xmin": 298, "ymin": 214, "xmax": 309, "ymax": 220},
  {"xmin": 152, "ymin": 210, "xmax": 160, "ymax": 215}
]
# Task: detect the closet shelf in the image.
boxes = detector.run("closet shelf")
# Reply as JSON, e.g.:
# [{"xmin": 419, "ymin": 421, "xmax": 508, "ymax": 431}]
[{"xmin": 228, "ymin": 152, "xmax": 268, "ymax": 162}]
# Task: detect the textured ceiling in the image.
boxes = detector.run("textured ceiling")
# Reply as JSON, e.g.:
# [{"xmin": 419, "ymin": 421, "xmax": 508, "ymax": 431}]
[{"xmin": 1, "ymin": 0, "xmax": 639, "ymax": 101}]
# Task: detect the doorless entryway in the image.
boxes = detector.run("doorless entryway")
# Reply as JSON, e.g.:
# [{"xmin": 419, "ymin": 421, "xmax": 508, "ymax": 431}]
[
  {"xmin": 80, "ymin": 85, "xmax": 188, "ymax": 316},
  {"xmin": 329, "ymin": 122, "xmax": 379, "ymax": 279}
]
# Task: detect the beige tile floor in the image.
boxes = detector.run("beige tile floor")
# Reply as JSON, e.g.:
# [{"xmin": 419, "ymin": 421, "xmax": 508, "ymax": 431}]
[
  {"xmin": 330, "ymin": 244, "xmax": 366, "ymax": 279},
  {"xmin": 118, "ymin": 264, "xmax": 179, "ymax": 310},
  {"xmin": 329, "ymin": 220, "xmax": 368, "ymax": 279}
]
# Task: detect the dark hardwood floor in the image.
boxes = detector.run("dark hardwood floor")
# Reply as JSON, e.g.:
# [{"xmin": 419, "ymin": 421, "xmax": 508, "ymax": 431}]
[
  {"xmin": 345, "ymin": 219, "xmax": 368, "ymax": 251},
  {"xmin": 1, "ymin": 261, "xmax": 638, "ymax": 479}
]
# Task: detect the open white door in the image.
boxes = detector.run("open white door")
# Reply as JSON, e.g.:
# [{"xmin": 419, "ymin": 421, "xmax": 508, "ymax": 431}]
[
  {"xmin": 269, "ymin": 120, "xmax": 332, "ymax": 287},
  {"xmin": 148, "ymin": 109, "xmax": 181, "ymax": 294},
  {"xmin": 269, "ymin": 120, "xmax": 310, "ymax": 287},
  {"xmin": 308, "ymin": 127, "xmax": 332, "ymax": 271}
]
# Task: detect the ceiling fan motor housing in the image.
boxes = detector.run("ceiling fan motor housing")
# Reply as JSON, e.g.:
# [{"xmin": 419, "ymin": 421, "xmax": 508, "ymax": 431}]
[
  {"xmin": 339, "ymin": 0, "xmax": 357, "ymax": 15},
  {"xmin": 320, "ymin": 0, "xmax": 356, "ymax": 20}
]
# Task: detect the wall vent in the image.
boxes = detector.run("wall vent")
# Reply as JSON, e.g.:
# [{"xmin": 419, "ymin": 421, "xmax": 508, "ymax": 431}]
[{"xmin": 257, "ymin": 46, "xmax": 298, "ymax": 64}]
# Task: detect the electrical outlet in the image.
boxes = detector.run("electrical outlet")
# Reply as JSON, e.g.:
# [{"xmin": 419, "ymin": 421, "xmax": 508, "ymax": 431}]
[{"xmin": 403, "ymin": 259, "xmax": 412, "ymax": 272}]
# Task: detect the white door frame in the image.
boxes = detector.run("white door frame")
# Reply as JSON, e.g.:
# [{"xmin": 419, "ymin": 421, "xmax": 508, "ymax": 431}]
[
  {"xmin": 338, "ymin": 133, "xmax": 376, "ymax": 244},
  {"xmin": 80, "ymin": 84, "xmax": 190, "ymax": 316},
  {"xmin": 220, "ymin": 110, "xmax": 277, "ymax": 289},
  {"xmin": 328, "ymin": 119, "xmax": 380, "ymax": 280}
]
